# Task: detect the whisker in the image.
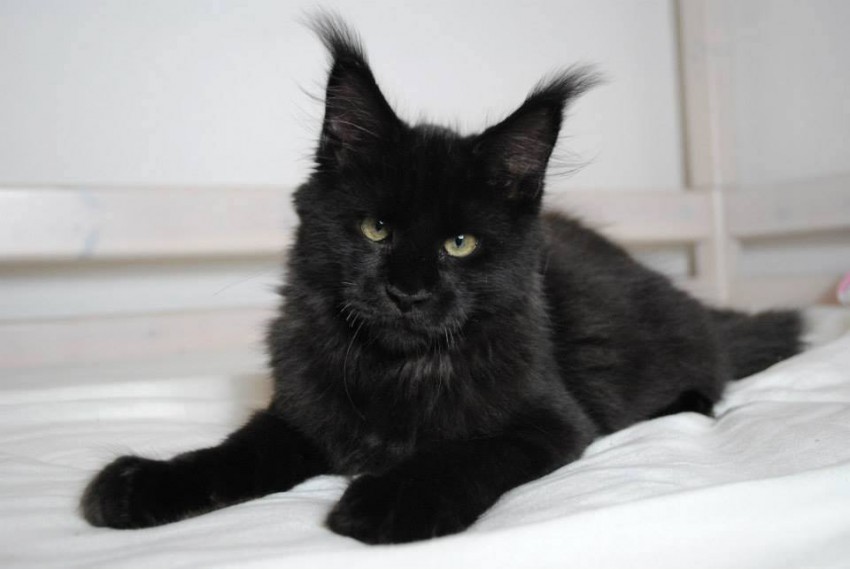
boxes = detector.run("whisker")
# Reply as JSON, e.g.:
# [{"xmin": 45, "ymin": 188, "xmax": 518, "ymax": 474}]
[
  {"xmin": 435, "ymin": 338, "xmax": 445, "ymax": 403},
  {"xmin": 212, "ymin": 268, "xmax": 278, "ymax": 296},
  {"xmin": 342, "ymin": 321, "xmax": 366, "ymax": 420}
]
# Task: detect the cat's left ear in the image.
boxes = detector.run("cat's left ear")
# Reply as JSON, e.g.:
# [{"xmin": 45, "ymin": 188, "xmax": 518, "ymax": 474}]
[
  {"xmin": 474, "ymin": 68, "xmax": 598, "ymax": 201},
  {"xmin": 311, "ymin": 15, "xmax": 402, "ymax": 169}
]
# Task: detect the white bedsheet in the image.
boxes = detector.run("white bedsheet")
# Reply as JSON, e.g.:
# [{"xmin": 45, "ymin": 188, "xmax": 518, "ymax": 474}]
[{"xmin": 2, "ymin": 311, "xmax": 850, "ymax": 569}]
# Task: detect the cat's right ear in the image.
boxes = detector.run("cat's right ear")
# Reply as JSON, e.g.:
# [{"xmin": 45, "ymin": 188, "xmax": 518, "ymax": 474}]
[
  {"xmin": 474, "ymin": 67, "xmax": 599, "ymax": 202},
  {"xmin": 311, "ymin": 15, "xmax": 401, "ymax": 169}
]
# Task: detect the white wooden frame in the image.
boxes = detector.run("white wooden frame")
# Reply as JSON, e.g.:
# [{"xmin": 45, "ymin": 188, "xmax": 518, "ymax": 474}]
[
  {"xmin": 1, "ymin": 177, "xmax": 848, "ymax": 369},
  {"xmin": 1, "ymin": 1, "xmax": 849, "ymax": 370}
]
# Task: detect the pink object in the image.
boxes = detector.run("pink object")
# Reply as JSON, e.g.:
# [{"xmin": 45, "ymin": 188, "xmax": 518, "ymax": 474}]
[{"xmin": 838, "ymin": 273, "xmax": 850, "ymax": 305}]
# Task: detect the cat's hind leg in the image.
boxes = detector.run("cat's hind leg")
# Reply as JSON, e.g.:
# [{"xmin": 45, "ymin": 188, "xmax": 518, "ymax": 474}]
[{"xmin": 81, "ymin": 410, "xmax": 328, "ymax": 529}]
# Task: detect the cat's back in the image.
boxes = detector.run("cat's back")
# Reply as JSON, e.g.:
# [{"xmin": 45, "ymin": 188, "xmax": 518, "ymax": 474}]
[
  {"xmin": 540, "ymin": 209, "xmax": 707, "ymax": 333},
  {"xmin": 541, "ymin": 211, "xmax": 647, "ymax": 288},
  {"xmin": 540, "ymin": 211, "xmax": 721, "ymax": 429}
]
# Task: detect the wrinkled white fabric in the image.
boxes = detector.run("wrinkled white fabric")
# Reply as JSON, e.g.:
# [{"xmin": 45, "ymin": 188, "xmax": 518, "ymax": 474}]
[{"xmin": 2, "ymin": 314, "xmax": 850, "ymax": 569}]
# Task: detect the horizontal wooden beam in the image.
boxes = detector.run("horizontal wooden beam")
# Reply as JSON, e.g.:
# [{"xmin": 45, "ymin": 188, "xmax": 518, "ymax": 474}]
[
  {"xmin": 546, "ymin": 189, "xmax": 715, "ymax": 243},
  {"xmin": 2, "ymin": 348, "xmax": 269, "ymax": 392},
  {"xmin": 0, "ymin": 186, "xmax": 724, "ymax": 264},
  {"xmin": 729, "ymin": 274, "xmax": 841, "ymax": 310},
  {"xmin": 0, "ymin": 257, "xmax": 282, "ymax": 322},
  {"xmin": 6, "ymin": 179, "xmax": 847, "ymax": 264},
  {"xmin": 0, "ymin": 307, "xmax": 272, "ymax": 369},
  {"xmin": 0, "ymin": 186, "xmax": 296, "ymax": 262},
  {"xmin": 1, "ymin": 273, "xmax": 841, "ymax": 370},
  {"xmin": 727, "ymin": 175, "xmax": 850, "ymax": 239}
]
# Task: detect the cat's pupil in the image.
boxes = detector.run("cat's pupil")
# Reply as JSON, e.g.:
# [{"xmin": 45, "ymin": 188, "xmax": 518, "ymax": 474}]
[
  {"xmin": 454, "ymin": 235, "xmax": 465, "ymax": 247},
  {"xmin": 375, "ymin": 220, "xmax": 385, "ymax": 231}
]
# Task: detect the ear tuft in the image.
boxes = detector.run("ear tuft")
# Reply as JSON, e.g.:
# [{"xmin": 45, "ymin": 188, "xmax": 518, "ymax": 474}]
[
  {"xmin": 526, "ymin": 65, "xmax": 601, "ymax": 112},
  {"xmin": 476, "ymin": 66, "xmax": 600, "ymax": 199},
  {"xmin": 309, "ymin": 11, "xmax": 369, "ymax": 73}
]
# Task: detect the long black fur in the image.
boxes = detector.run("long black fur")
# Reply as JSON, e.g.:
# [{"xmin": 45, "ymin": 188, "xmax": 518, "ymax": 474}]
[{"xmin": 81, "ymin": 15, "xmax": 803, "ymax": 544}]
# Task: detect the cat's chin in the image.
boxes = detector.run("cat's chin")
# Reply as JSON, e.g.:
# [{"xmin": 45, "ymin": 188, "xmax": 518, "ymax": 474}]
[
  {"xmin": 373, "ymin": 328, "xmax": 431, "ymax": 353},
  {"xmin": 367, "ymin": 318, "xmax": 458, "ymax": 354}
]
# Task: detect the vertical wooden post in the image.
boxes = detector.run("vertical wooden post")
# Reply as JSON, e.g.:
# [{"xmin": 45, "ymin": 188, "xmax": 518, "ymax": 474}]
[{"xmin": 675, "ymin": 0, "xmax": 738, "ymax": 305}]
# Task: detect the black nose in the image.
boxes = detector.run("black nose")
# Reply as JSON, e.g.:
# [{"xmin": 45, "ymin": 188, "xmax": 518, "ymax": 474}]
[{"xmin": 385, "ymin": 284, "xmax": 431, "ymax": 312}]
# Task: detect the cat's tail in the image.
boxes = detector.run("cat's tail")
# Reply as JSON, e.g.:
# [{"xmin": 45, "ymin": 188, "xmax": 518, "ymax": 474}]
[{"xmin": 710, "ymin": 308, "xmax": 804, "ymax": 379}]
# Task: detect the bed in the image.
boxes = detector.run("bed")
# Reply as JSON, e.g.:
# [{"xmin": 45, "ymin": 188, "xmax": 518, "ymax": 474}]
[
  {"xmin": 4, "ymin": 0, "xmax": 850, "ymax": 564},
  {"xmin": 2, "ymin": 178, "xmax": 850, "ymax": 568},
  {"xmin": 1, "ymin": 307, "xmax": 849, "ymax": 568}
]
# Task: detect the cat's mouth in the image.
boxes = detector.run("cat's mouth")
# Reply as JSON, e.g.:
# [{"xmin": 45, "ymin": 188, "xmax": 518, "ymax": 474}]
[{"xmin": 339, "ymin": 302, "xmax": 464, "ymax": 352}]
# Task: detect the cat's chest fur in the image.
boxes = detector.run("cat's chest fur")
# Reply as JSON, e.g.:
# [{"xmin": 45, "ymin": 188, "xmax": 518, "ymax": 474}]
[{"xmin": 271, "ymin": 317, "xmax": 539, "ymax": 475}]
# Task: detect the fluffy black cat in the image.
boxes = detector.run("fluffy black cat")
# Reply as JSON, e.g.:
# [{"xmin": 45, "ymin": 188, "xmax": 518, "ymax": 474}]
[{"xmin": 81, "ymin": 17, "xmax": 802, "ymax": 544}]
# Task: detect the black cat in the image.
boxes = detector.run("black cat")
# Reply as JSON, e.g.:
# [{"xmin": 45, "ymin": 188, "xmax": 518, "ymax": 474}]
[{"xmin": 81, "ymin": 16, "xmax": 802, "ymax": 544}]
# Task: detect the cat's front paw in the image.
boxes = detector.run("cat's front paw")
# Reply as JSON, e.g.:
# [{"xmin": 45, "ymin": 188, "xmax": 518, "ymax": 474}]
[
  {"xmin": 327, "ymin": 471, "xmax": 477, "ymax": 544},
  {"xmin": 80, "ymin": 455, "xmax": 185, "ymax": 529}
]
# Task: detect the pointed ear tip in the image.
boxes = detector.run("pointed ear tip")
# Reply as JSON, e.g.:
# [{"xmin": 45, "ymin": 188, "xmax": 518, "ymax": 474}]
[
  {"xmin": 530, "ymin": 65, "xmax": 603, "ymax": 107},
  {"xmin": 305, "ymin": 10, "xmax": 368, "ymax": 66}
]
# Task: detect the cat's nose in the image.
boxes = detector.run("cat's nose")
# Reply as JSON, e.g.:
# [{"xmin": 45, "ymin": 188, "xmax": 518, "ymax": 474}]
[{"xmin": 385, "ymin": 284, "xmax": 431, "ymax": 312}]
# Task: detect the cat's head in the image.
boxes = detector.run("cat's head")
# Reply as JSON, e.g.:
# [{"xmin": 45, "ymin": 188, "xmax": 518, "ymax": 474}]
[{"xmin": 290, "ymin": 16, "xmax": 596, "ymax": 352}]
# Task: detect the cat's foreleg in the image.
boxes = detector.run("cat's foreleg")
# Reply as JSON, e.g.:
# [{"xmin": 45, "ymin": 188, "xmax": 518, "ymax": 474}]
[
  {"xmin": 81, "ymin": 410, "xmax": 328, "ymax": 528},
  {"xmin": 327, "ymin": 412, "xmax": 589, "ymax": 544}
]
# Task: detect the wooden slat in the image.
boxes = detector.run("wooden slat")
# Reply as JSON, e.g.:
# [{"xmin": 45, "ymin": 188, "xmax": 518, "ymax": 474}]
[
  {"xmin": 0, "ymin": 186, "xmax": 296, "ymax": 262},
  {"xmin": 0, "ymin": 307, "xmax": 273, "ymax": 369},
  {"xmin": 727, "ymin": 176, "xmax": 850, "ymax": 239},
  {"xmin": 1, "ymin": 349, "xmax": 268, "ymax": 392},
  {"xmin": 0, "ymin": 258, "xmax": 282, "ymax": 322},
  {"xmin": 2, "ymin": 182, "xmax": 847, "ymax": 371},
  {"xmin": 545, "ymin": 189, "xmax": 714, "ymax": 243},
  {"xmin": 675, "ymin": 0, "xmax": 740, "ymax": 304},
  {"xmin": 1, "ymin": 274, "xmax": 840, "ymax": 370},
  {"xmin": 0, "ymin": 186, "xmax": 719, "ymax": 265},
  {"xmin": 729, "ymin": 274, "xmax": 841, "ymax": 310},
  {"xmin": 675, "ymin": 0, "xmax": 738, "ymax": 188}
]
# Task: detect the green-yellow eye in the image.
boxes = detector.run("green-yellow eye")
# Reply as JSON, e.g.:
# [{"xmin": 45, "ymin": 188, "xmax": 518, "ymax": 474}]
[
  {"xmin": 360, "ymin": 217, "xmax": 391, "ymax": 242},
  {"xmin": 444, "ymin": 234, "xmax": 478, "ymax": 257}
]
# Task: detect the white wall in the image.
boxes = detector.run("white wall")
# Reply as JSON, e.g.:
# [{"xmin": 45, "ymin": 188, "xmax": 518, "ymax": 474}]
[
  {"xmin": 0, "ymin": 0, "xmax": 683, "ymax": 189},
  {"xmin": 2, "ymin": 2, "xmax": 847, "ymax": 365},
  {"xmin": 727, "ymin": 0, "xmax": 850, "ymax": 186},
  {"xmin": 0, "ymin": 0, "xmax": 688, "ymax": 324},
  {"xmin": 717, "ymin": 0, "xmax": 850, "ymax": 277}
]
